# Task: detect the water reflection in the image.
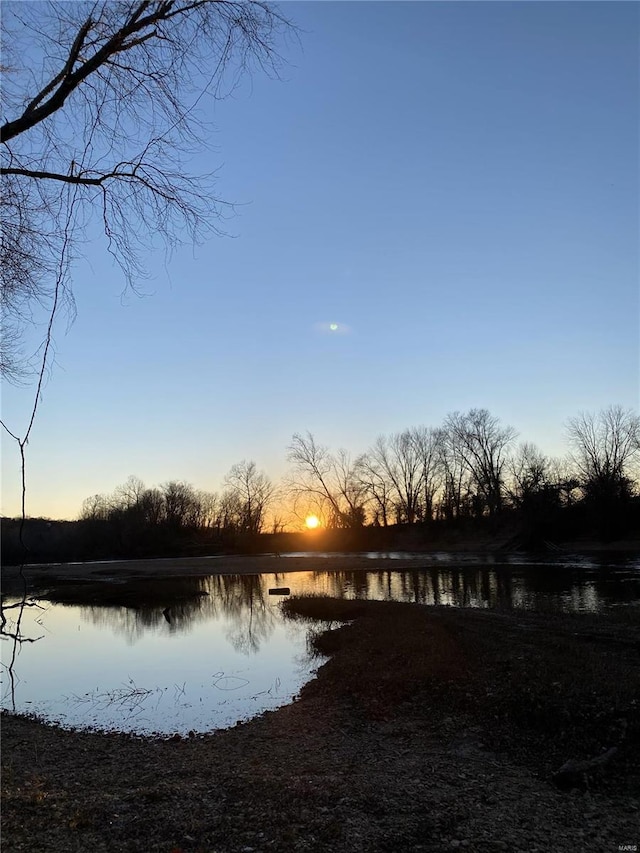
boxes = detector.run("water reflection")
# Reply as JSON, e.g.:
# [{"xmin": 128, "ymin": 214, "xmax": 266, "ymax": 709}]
[
  {"xmin": 1, "ymin": 583, "xmax": 319, "ymax": 735},
  {"xmin": 267, "ymin": 564, "xmax": 638, "ymax": 614},
  {"xmin": 2, "ymin": 560, "xmax": 638, "ymax": 735},
  {"xmin": 80, "ymin": 574, "xmax": 280, "ymax": 650},
  {"xmin": 69, "ymin": 562, "xmax": 640, "ymax": 647}
]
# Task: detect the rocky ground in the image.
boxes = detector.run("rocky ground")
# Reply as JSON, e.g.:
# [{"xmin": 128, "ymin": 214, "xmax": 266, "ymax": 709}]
[{"xmin": 2, "ymin": 597, "xmax": 639, "ymax": 853}]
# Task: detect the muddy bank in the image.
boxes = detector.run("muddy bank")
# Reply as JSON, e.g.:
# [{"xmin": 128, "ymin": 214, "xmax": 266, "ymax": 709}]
[{"xmin": 2, "ymin": 600, "xmax": 639, "ymax": 853}]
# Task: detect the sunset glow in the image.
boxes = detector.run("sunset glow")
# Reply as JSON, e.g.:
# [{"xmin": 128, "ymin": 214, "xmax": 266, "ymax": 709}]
[
  {"xmin": 305, "ymin": 515, "xmax": 320, "ymax": 529},
  {"xmin": 0, "ymin": 3, "xmax": 634, "ymax": 524}
]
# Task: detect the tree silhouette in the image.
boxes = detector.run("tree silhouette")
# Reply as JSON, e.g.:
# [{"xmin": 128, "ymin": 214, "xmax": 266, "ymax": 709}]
[
  {"xmin": 567, "ymin": 406, "xmax": 640, "ymax": 539},
  {"xmin": 359, "ymin": 432, "xmax": 424, "ymax": 525},
  {"xmin": 568, "ymin": 406, "xmax": 640, "ymax": 500},
  {"xmin": 1, "ymin": 0, "xmax": 294, "ymax": 377},
  {"xmin": 443, "ymin": 409, "xmax": 517, "ymax": 518},
  {"xmin": 287, "ymin": 432, "xmax": 367, "ymax": 528},
  {"xmin": 223, "ymin": 460, "xmax": 274, "ymax": 535}
]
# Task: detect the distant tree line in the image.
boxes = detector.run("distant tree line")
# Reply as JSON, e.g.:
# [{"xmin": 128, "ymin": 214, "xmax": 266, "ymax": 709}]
[
  {"xmin": 76, "ymin": 461, "xmax": 276, "ymax": 556},
  {"xmin": 2, "ymin": 405, "xmax": 639, "ymax": 565},
  {"xmin": 2, "ymin": 460, "xmax": 277, "ymax": 564},
  {"xmin": 287, "ymin": 405, "xmax": 639, "ymax": 544}
]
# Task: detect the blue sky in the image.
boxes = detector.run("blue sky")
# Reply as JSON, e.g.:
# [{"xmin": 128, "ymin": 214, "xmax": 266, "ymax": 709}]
[{"xmin": 2, "ymin": 1, "xmax": 638, "ymax": 519}]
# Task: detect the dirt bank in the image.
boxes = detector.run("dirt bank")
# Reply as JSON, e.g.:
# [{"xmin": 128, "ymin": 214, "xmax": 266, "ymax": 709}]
[{"xmin": 2, "ymin": 599, "xmax": 639, "ymax": 853}]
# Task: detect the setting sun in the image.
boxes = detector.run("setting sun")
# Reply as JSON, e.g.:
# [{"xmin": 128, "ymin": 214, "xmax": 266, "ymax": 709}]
[{"xmin": 305, "ymin": 515, "xmax": 320, "ymax": 529}]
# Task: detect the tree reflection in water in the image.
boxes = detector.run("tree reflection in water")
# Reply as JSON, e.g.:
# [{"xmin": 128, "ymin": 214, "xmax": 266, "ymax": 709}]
[
  {"xmin": 207, "ymin": 574, "xmax": 277, "ymax": 655},
  {"xmin": 80, "ymin": 574, "xmax": 281, "ymax": 653},
  {"xmin": 0, "ymin": 596, "xmax": 47, "ymax": 711},
  {"xmin": 63, "ymin": 561, "xmax": 640, "ymax": 651},
  {"xmin": 82, "ymin": 576, "xmax": 214, "ymax": 645},
  {"xmin": 2, "ymin": 559, "xmax": 639, "ymax": 734}
]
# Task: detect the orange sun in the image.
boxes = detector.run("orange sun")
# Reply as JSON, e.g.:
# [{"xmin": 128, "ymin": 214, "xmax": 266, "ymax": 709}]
[{"xmin": 305, "ymin": 515, "xmax": 320, "ymax": 529}]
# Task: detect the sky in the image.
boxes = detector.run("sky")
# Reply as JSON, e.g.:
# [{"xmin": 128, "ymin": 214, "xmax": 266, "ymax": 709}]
[{"xmin": 1, "ymin": 1, "xmax": 638, "ymax": 520}]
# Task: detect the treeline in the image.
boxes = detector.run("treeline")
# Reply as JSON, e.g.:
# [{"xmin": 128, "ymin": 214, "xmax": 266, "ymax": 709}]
[
  {"xmin": 81, "ymin": 459, "xmax": 274, "ymax": 535},
  {"xmin": 285, "ymin": 406, "xmax": 639, "ymax": 542},
  {"xmin": 2, "ymin": 405, "xmax": 639, "ymax": 565},
  {"xmin": 76, "ymin": 461, "xmax": 274, "ymax": 560}
]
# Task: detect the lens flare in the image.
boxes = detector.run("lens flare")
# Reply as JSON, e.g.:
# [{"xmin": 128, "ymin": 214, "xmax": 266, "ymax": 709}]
[{"xmin": 313, "ymin": 321, "xmax": 352, "ymax": 335}]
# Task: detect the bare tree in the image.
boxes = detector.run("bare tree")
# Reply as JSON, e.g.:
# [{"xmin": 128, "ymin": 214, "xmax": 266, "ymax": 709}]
[
  {"xmin": 355, "ymin": 450, "xmax": 394, "ymax": 527},
  {"xmin": 506, "ymin": 442, "xmax": 554, "ymax": 509},
  {"xmin": 547, "ymin": 456, "xmax": 581, "ymax": 507},
  {"xmin": 409, "ymin": 426, "xmax": 442, "ymax": 523},
  {"xmin": 138, "ymin": 487, "xmax": 166, "ymax": 527},
  {"xmin": 112, "ymin": 476, "xmax": 172, "ymax": 528},
  {"xmin": 567, "ymin": 405, "xmax": 640, "ymax": 502},
  {"xmin": 286, "ymin": 432, "xmax": 367, "ymax": 528},
  {"xmin": 80, "ymin": 492, "xmax": 111, "ymax": 521},
  {"xmin": 1, "ymin": 0, "xmax": 294, "ymax": 377},
  {"xmin": 443, "ymin": 409, "xmax": 517, "ymax": 517},
  {"xmin": 81, "ymin": 475, "xmax": 220, "ymax": 532},
  {"xmin": 361, "ymin": 432, "xmax": 423, "ymax": 525},
  {"xmin": 218, "ymin": 489, "xmax": 244, "ymax": 532},
  {"xmin": 268, "ymin": 514, "xmax": 287, "ymax": 534},
  {"xmin": 161, "ymin": 480, "xmax": 200, "ymax": 528},
  {"xmin": 196, "ymin": 489, "xmax": 220, "ymax": 529},
  {"xmin": 436, "ymin": 426, "xmax": 475, "ymax": 521},
  {"xmin": 113, "ymin": 475, "xmax": 147, "ymax": 510},
  {"xmin": 223, "ymin": 460, "xmax": 274, "ymax": 534}
]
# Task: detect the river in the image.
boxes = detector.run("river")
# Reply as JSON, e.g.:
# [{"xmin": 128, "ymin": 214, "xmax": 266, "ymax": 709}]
[{"xmin": 2, "ymin": 552, "xmax": 638, "ymax": 735}]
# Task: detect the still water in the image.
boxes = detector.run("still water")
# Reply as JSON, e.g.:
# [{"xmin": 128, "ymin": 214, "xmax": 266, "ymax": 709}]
[{"xmin": 2, "ymin": 554, "xmax": 639, "ymax": 736}]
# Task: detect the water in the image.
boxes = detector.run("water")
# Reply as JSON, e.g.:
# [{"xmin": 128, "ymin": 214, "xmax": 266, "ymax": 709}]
[
  {"xmin": 1, "ymin": 574, "xmax": 323, "ymax": 737},
  {"xmin": 2, "ymin": 554, "xmax": 639, "ymax": 736}
]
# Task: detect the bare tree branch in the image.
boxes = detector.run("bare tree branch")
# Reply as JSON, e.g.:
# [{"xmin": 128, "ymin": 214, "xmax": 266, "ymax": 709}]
[
  {"xmin": 1, "ymin": 0, "xmax": 296, "ymax": 378},
  {"xmin": 567, "ymin": 406, "xmax": 640, "ymax": 499},
  {"xmin": 286, "ymin": 433, "xmax": 367, "ymax": 528}
]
